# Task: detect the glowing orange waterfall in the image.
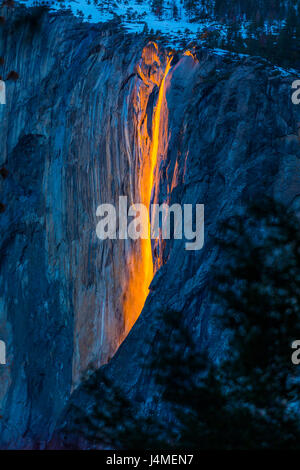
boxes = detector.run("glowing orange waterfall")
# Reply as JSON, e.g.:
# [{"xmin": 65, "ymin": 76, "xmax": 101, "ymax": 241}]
[
  {"xmin": 122, "ymin": 47, "xmax": 172, "ymax": 335},
  {"xmin": 143, "ymin": 57, "xmax": 172, "ymax": 207}
]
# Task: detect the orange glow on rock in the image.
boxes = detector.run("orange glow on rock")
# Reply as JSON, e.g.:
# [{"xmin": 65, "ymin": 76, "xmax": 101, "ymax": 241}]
[
  {"xmin": 183, "ymin": 50, "xmax": 198, "ymax": 62},
  {"xmin": 122, "ymin": 46, "xmax": 172, "ymax": 335}
]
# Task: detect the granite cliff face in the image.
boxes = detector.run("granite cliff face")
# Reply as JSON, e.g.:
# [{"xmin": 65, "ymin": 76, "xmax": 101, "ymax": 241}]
[{"xmin": 0, "ymin": 6, "xmax": 299, "ymax": 449}]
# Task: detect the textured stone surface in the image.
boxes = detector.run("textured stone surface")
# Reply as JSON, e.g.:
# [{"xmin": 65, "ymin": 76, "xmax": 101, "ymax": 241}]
[
  {"xmin": 0, "ymin": 6, "xmax": 147, "ymax": 448},
  {"xmin": 57, "ymin": 48, "xmax": 300, "ymax": 448},
  {"xmin": 0, "ymin": 6, "xmax": 299, "ymax": 449}
]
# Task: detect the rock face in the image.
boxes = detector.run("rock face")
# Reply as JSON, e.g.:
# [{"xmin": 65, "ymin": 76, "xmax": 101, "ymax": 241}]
[
  {"xmin": 0, "ymin": 6, "xmax": 147, "ymax": 448},
  {"xmin": 0, "ymin": 6, "xmax": 299, "ymax": 449}
]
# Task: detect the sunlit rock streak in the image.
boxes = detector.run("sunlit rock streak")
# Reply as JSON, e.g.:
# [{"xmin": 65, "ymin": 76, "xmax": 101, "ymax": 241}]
[{"xmin": 122, "ymin": 44, "xmax": 172, "ymax": 335}]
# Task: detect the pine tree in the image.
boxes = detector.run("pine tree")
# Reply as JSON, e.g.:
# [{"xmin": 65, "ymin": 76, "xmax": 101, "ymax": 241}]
[
  {"xmin": 212, "ymin": 199, "xmax": 300, "ymax": 449},
  {"xmin": 151, "ymin": 0, "xmax": 164, "ymax": 19},
  {"xmin": 172, "ymin": 0, "xmax": 178, "ymax": 20}
]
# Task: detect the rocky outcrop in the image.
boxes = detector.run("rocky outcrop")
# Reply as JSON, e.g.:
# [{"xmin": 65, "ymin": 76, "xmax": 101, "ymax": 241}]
[
  {"xmin": 0, "ymin": 5, "xmax": 299, "ymax": 449},
  {"xmin": 0, "ymin": 5, "xmax": 148, "ymax": 448}
]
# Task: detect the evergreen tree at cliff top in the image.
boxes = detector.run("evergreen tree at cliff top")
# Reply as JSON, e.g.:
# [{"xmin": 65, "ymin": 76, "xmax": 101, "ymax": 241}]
[{"xmin": 70, "ymin": 199, "xmax": 300, "ymax": 449}]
